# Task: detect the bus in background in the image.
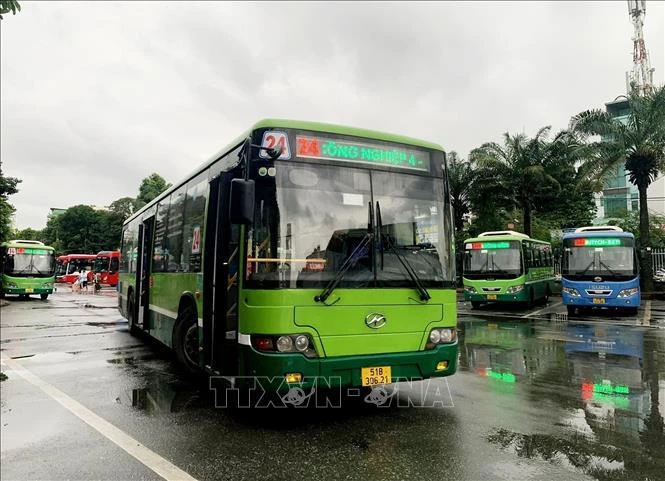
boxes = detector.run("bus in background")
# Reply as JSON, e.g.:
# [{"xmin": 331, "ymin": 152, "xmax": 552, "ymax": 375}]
[
  {"xmin": 561, "ymin": 226, "xmax": 640, "ymax": 315},
  {"xmin": 463, "ymin": 231, "xmax": 555, "ymax": 309},
  {"xmin": 118, "ymin": 118, "xmax": 458, "ymax": 394},
  {"xmin": 55, "ymin": 254, "xmax": 96, "ymax": 284},
  {"xmin": 94, "ymin": 250, "xmax": 120, "ymax": 287},
  {"xmin": 1, "ymin": 240, "xmax": 56, "ymax": 300}
]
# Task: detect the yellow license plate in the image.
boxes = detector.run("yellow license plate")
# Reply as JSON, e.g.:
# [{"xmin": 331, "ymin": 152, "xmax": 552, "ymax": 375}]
[
  {"xmin": 593, "ymin": 298, "xmax": 605, "ymax": 304},
  {"xmin": 361, "ymin": 366, "xmax": 392, "ymax": 387},
  {"xmin": 487, "ymin": 294, "xmax": 497, "ymax": 300},
  {"xmin": 25, "ymin": 288, "xmax": 34, "ymax": 293}
]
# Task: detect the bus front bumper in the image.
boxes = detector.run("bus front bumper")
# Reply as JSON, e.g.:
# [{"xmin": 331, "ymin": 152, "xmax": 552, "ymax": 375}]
[
  {"xmin": 562, "ymin": 293, "xmax": 640, "ymax": 308},
  {"xmin": 464, "ymin": 291, "xmax": 527, "ymax": 303},
  {"xmin": 3, "ymin": 287, "xmax": 54, "ymax": 295},
  {"xmin": 233, "ymin": 342, "xmax": 458, "ymax": 393}
]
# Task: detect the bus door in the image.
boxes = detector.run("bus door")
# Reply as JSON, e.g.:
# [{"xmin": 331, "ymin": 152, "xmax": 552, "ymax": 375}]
[
  {"xmin": 135, "ymin": 216, "xmax": 155, "ymax": 331},
  {"xmin": 203, "ymin": 172, "xmax": 239, "ymax": 375}
]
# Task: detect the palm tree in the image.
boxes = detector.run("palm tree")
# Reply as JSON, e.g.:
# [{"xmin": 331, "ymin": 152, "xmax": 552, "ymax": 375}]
[
  {"xmin": 0, "ymin": 1, "xmax": 21, "ymax": 20},
  {"xmin": 469, "ymin": 127, "xmax": 565, "ymax": 237},
  {"xmin": 446, "ymin": 151, "xmax": 474, "ymax": 234},
  {"xmin": 570, "ymin": 86, "xmax": 665, "ymax": 292}
]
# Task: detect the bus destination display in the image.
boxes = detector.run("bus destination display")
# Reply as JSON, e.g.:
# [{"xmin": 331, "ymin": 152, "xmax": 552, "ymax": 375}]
[
  {"xmin": 571, "ymin": 238, "xmax": 625, "ymax": 247},
  {"xmin": 296, "ymin": 135, "xmax": 431, "ymax": 171},
  {"xmin": 466, "ymin": 242, "xmax": 511, "ymax": 250}
]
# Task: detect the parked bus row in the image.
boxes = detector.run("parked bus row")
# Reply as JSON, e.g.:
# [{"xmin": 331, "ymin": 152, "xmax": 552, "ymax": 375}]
[
  {"xmin": 462, "ymin": 226, "xmax": 640, "ymax": 315},
  {"xmin": 55, "ymin": 251, "xmax": 120, "ymax": 287}
]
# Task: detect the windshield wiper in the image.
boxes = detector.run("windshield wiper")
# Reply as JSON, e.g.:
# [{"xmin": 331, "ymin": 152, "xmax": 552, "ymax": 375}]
[
  {"xmin": 598, "ymin": 260, "xmax": 619, "ymax": 276},
  {"xmin": 314, "ymin": 202, "xmax": 374, "ymax": 304},
  {"xmin": 376, "ymin": 201, "xmax": 430, "ymax": 302}
]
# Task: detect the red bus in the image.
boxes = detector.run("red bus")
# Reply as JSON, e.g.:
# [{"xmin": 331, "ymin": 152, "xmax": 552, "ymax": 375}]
[
  {"xmin": 93, "ymin": 250, "xmax": 120, "ymax": 287},
  {"xmin": 55, "ymin": 254, "xmax": 96, "ymax": 284}
]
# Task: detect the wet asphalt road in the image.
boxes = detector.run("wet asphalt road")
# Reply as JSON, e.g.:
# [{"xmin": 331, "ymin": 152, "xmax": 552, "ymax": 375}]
[{"xmin": 1, "ymin": 290, "xmax": 664, "ymax": 481}]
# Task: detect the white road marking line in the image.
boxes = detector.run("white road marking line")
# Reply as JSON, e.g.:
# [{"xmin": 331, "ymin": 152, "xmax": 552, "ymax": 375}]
[
  {"xmin": 521, "ymin": 300, "xmax": 562, "ymax": 318},
  {"xmin": 1, "ymin": 356, "xmax": 198, "ymax": 481}
]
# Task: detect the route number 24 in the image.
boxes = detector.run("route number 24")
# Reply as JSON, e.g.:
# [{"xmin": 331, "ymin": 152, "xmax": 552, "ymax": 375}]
[{"xmin": 259, "ymin": 131, "xmax": 291, "ymax": 160}]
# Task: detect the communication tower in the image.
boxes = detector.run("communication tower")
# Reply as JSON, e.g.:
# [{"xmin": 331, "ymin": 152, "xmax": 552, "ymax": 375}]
[{"xmin": 626, "ymin": 0, "xmax": 655, "ymax": 96}]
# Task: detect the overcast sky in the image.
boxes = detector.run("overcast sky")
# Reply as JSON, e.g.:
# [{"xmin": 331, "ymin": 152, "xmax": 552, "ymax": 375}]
[{"xmin": 2, "ymin": 1, "xmax": 664, "ymax": 229}]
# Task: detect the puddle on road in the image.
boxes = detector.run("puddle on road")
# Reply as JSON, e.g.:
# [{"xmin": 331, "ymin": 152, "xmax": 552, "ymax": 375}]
[{"xmin": 458, "ymin": 316, "xmax": 665, "ymax": 480}]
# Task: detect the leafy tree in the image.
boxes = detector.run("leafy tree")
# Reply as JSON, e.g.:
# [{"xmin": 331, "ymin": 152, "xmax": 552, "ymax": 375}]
[
  {"xmin": 0, "ymin": 0, "xmax": 21, "ymax": 20},
  {"xmin": 56, "ymin": 205, "xmax": 106, "ymax": 253},
  {"xmin": 109, "ymin": 196, "xmax": 136, "ymax": 220},
  {"xmin": 571, "ymin": 85, "xmax": 665, "ymax": 291},
  {"xmin": 135, "ymin": 173, "xmax": 171, "ymax": 210},
  {"xmin": 606, "ymin": 211, "xmax": 665, "ymax": 249},
  {"xmin": 41, "ymin": 211, "xmax": 63, "ymax": 252},
  {"xmin": 0, "ymin": 167, "xmax": 21, "ymax": 243},
  {"xmin": 14, "ymin": 227, "xmax": 42, "ymax": 241}
]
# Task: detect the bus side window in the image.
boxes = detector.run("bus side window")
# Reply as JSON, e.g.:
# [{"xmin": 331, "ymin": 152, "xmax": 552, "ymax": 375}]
[{"xmin": 110, "ymin": 257, "xmax": 119, "ymax": 272}]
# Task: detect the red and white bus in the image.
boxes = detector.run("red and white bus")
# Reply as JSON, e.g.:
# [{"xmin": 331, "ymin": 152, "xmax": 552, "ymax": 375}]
[
  {"xmin": 55, "ymin": 254, "xmax": 96, "ymax": 284},
  {"xmin": 93, "ymin": 250, "xmax": 120, "ymax": 287}
]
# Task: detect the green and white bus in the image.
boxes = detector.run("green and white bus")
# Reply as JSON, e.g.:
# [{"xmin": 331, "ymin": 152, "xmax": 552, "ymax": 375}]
[
  {"xmin": 1, "ymin": 240, "xmax": 56, "ymax": 300},
  {"xmin": 118, "ymin": 119, "xmax": 458, "ymax": 393},
  {"xmin": 462, "ymin": 231, "xmax": 555, "ymax": 309}
]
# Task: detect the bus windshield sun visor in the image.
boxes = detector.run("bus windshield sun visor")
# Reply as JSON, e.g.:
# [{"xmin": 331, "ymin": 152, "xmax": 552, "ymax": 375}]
[
  {"xmin": 376, "ymin": 201, "xmax": 431, "ymax": 302},
  {"xmin": 314, "ymin": 202, "xmax": 375, "ymax": 305}
]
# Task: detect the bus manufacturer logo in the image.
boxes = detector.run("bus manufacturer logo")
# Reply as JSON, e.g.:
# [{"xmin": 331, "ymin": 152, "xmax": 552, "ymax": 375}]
[
  {"xmin": 365, "ymin": 313, "xmax": 387, "ymax": 329},
  {"xmin": 594, "ymin": 276, "xmax": 603, "ymax": 282}
]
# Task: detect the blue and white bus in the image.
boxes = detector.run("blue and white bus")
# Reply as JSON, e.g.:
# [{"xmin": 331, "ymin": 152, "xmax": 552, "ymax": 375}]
[{"xmin": 561, "ymin": 226, "xmax": 640, "ymax": 315}]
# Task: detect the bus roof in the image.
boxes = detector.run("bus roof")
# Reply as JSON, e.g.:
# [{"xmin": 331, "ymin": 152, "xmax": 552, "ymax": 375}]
[
  {"xmin": 125, "ymin": 119, "xmax": 446, "ymax": 225},
  {"xmin": 463, "ymin": 232, "xmax": 548, "ymax": 244},
  {"xmin": 2, "ymin": 240, "xmax": 55, "ymax": 251},
  {"xmin": 562, "ymin": 230, "xmax": 635, "ymax": 239},
  {"xmin": 57, "ymin": 254, "xmax": 97, "ymax": 259}
]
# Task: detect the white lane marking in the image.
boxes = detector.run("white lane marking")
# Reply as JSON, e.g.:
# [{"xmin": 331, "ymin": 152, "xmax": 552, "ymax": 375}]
[
  {"xmin": 642, "ymin": 300, "xmax": 651, "ymax": 325},
  {"xmin": 2, "ymin": 357, "xmax": 198, "ymax": 481},
  {"xmin": 521, "ymin": 300, "xmax": 562, "ymax": 318}
]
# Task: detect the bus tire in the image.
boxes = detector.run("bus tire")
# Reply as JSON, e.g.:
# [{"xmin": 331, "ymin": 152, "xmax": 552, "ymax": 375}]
[
  {"xmin": 566, "ymin": 305, "xmax": 576, "ymax": 316},
  {"xmin": 127, "ymin": 292, "xmax": 140, "ymax": 336},
  {"xmin": 40, "ymin": 293, "xmax": 48, "ymax": 300},
  {"xmin": 526, "ymin": 289, "xmax": 534, "ymax": 309},
  {"xmin": 471, "ymin": 301, "xmax": 481, "ymax": 309},
  {"xmin": 173, "ymin": 306, "xmax": 201, "ymax": 375}
]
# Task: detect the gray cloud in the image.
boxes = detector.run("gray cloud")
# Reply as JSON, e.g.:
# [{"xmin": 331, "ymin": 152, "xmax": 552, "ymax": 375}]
[{"xmin": 1, "ymin": 1, "xmax": 663, "ymax": 228}]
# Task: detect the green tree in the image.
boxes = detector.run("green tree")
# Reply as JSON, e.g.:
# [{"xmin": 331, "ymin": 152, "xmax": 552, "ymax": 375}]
[
  {"xmin": 605, "ymin": 211, "xmax": 665, "ymax": 249},
  {"xmin": 14, "ymin": 227, "xmax": 42, "ymax": 241},
  {"xmin": 0, "ymin": 167, "xmax": 21, "ymax": 243},
  {"xmin": 109, "ymin": 196, "xmax": 135, "ymax": 220},
  {"xmin": 135, "ymin": 173, "xmax": 171, "ymax": 210},
  {"xmin": 57, "ymin": 205, "xmax": 106, "ymax": 253},
  {"xmin": 41, "ymin": 212, "xmax": 63, "ymax": 252},
  {"xmin": 0, "ymin": 0, "xmax": 21, "ymax": 20},
  {"xmin": 571, "ymin": 85, "xmax": 665, "ymax": 291}
]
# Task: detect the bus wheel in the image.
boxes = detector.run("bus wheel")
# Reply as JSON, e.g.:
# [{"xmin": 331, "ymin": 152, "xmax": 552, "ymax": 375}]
[
  {"xmin": 173, "ymin": 307, "xmax": 200, "ymax": 375},
  {"xmin": 127, "ymin": 294, "xmax": 140, "ymax": 336},
  {"xmin": 566, "ymin": 305, "xmax": 576, "ymax": 316},
  {"xmin": 471, "ymin": 301, "xmax": 481, "ymax": 309},
  {"xmin": 526, "ymin": 289, "xmax": 535, "ymax": 309},
  {"xmin": 40, "ymin": 293, "xmax": 48, "ymax": 300}
]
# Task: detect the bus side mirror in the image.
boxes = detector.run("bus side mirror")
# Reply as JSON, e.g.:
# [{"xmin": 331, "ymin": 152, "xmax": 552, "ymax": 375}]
[{"xmin": 230, "ymin": 179, "xmax": 255, "ymax": 225}]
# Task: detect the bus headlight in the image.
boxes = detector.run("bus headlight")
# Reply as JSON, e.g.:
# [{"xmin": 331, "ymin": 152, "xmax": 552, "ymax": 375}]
[
  {"xmin": 42, "ymin": 282, "xmax": 53, "ymax": 288},
  {"xmin": 506, "ymin": 285, "xmax": 524, "ymax": 294},
  {"xmin": 562, "ymin": 287, "xmax": 581, "ymax": 297},
  {"xmin": 251, "ymin": 334, "xmax": 318, "ymax": 358},
  {"xmin": 464, "ymin": 286, "xmax": 477, "ymax": 293},
  {"xmin": 276, "ymin": 336, "xmax": 293, "ymax": 352},
  {"xmin": 5, "ymin": 281, "xmax": 17, "ymax": 288},
  {"xmin": 426, "ymin": 328, "xmax": 457, "ymax": 349},
  {"xmin": 618, "ymin": 288, "xmax": 639, "ymax": 298}
]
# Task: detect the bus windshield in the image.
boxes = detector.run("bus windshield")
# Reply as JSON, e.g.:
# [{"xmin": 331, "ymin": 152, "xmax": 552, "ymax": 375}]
[
  {"xmin": 562, "ymin": 240, "xmax": 636, "ymax": 280},
  {"xmin": 3, "ymin": 249, "xmax": 55, "ymax": 277},
  {"xmin": 245, "ymin": 162, "xmax": 453, "ymax": 289},
  {"xmin": 94, "ymin": 257, "xmax": 110, "ymax": 272},
  {"xmin": 463, "ymin": 241, "xmax": 522, "ymax": 279}
]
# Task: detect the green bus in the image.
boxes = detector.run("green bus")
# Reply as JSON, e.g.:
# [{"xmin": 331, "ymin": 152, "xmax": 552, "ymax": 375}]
[
  {"xmin": 462, "ymin": 231, "xmax": 555, "ymax": 309},
  {"xmin": 1, "ymin": 240, "xmax": 56, "ymax": 300},
  {"xmin": 118, "ymin": 119, "xmax": 458, "ymax": 393}
]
